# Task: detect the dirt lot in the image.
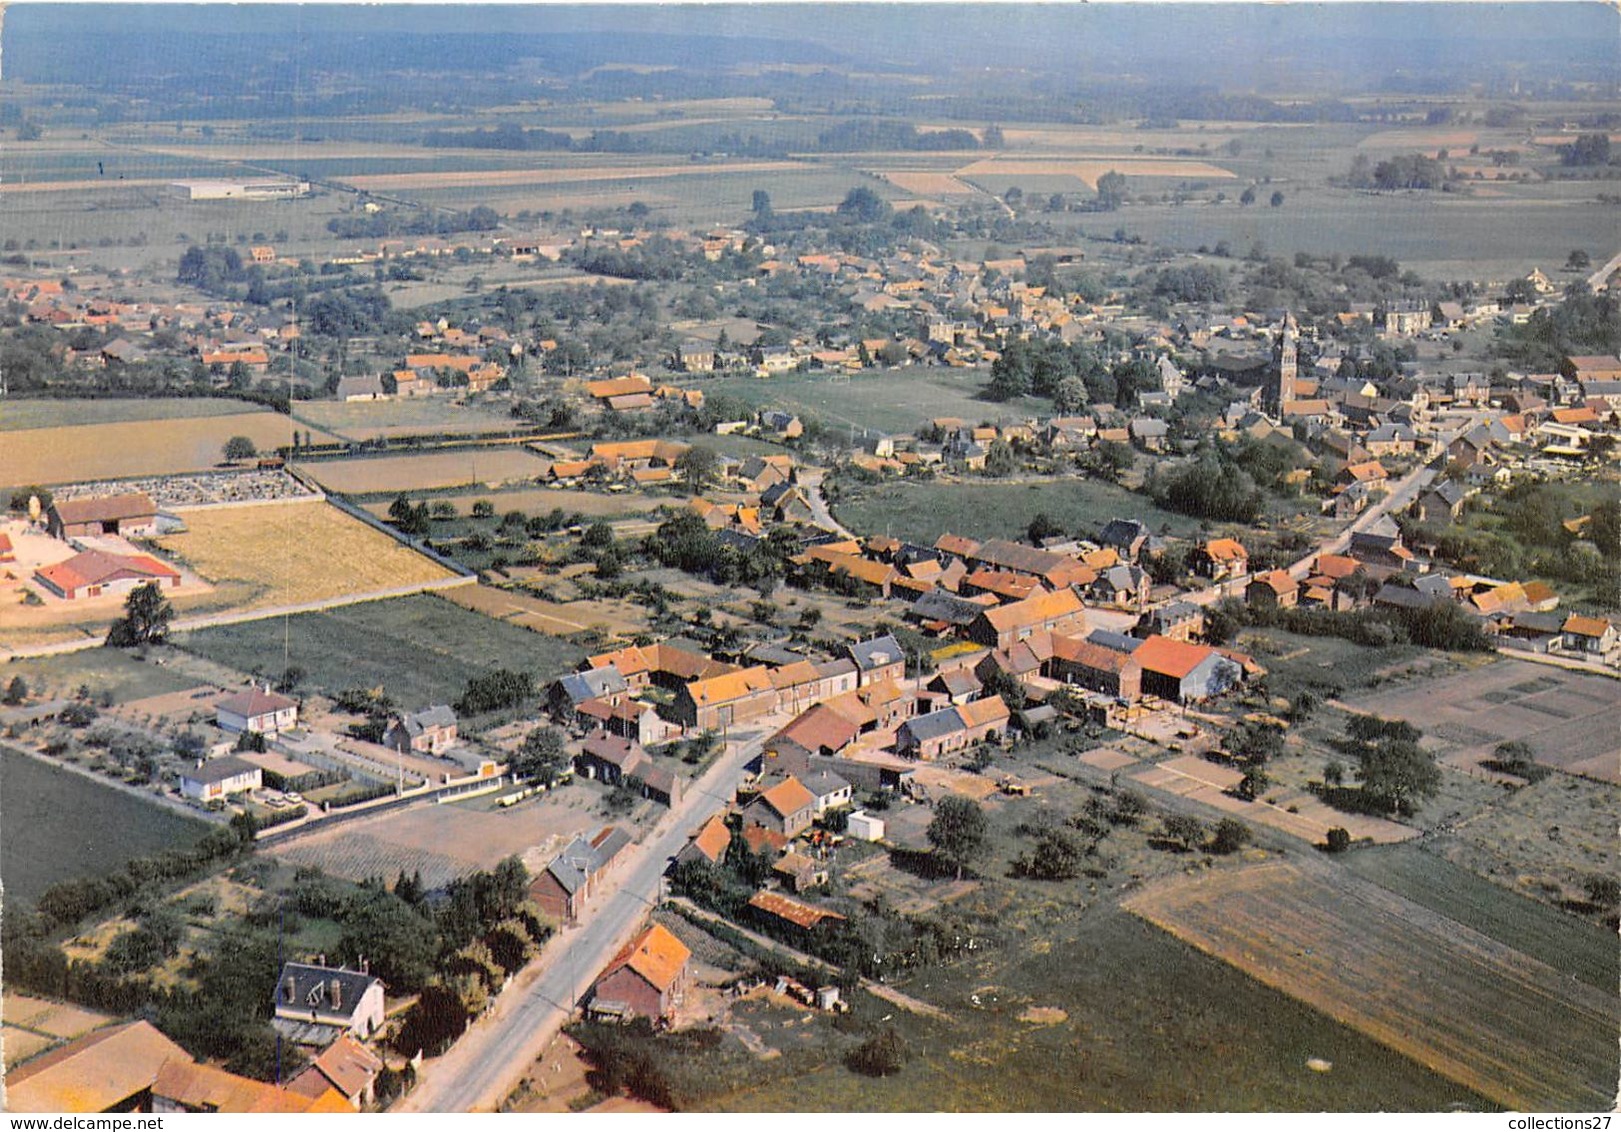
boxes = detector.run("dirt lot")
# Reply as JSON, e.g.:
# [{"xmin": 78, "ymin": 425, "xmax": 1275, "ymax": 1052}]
[
  {"xmin": 291, "ymin": 398, "xmax": 523, "ymax": 442},
  {"xmin": 1123, "ymin": 857, "xmax": 1618, "ymax": 1110},
  {"xmin": 300, "ymin": 449, "xmax": 551, "ymax": 494},
  {"xmin": 154, "ymin": 499, "xmax": 456, "ymax": 610},
  {"xmin": 443, "ymin": 582, "xmax": 649, "ymax": 640},
  {"xmin": 2, "ymin": 412, "xmax": 335, "ymax": 486},
  {"xmin": 265, "ymin": 788, "xmax": 602, "ymax": 891},
  {"xmin": 1340, "ymin": 659, "xmax": 1620, "ymax": 784}
]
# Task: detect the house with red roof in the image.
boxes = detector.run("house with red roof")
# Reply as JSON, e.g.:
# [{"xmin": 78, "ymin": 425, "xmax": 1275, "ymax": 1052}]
[
  {"xmin": 34, "ymin": 550, "xmax": 180, "ymax": 601},
  {"xmin": 590, "ymin": 923, "xmax": 691, "ymax": 1023},
  {"xmin": 1132, "ymin": 636, "xmax": 1245, "ymax": 703}
]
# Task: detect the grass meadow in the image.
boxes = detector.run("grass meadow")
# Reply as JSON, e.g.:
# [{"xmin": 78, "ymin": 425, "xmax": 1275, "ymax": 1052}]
[{"xmin": 173, "ymin": 592, "xmax": 584, "ymax": 708}]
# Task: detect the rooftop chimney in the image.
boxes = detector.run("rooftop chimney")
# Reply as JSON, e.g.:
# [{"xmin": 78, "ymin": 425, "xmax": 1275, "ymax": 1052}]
[{"xmin": 329, "ymin": 978, "xmax": 342, "ymax": 1011}]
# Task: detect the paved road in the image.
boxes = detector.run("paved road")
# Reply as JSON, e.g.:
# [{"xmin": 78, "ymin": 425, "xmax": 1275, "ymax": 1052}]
[
  {"xmin": 394, "ymin": 719, "xmax": 779, "ymax": 1113},
  {"xmin": 804, "ymin": 481, "xmax": 856, "ymax": 539}
]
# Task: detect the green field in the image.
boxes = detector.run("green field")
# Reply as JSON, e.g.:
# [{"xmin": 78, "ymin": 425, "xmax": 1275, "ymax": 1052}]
[
  {"xmin": 1338, "ymin": 844, "xmax": 1618, "ymax": 993},
  {"xmin": 0, "ymin": 747, "xmax": 212, "ymax": 907},
  {"xmin": 831, "ymin": 476, "xmax": 1198, "ymax": 545},
  {"xmin": 172, "ymin": 593, "xmax": 584, "ymax": 708},
  {"xmin": 703, "ymin": 367, "xmax": 1040, "ymax": 439},
  {"xmin": 0, "ymin": 397, "xmax": 260, "ymax": 432},
  {"xmin": 709, "ymin": 902, "xmax": 1488, "ymax": 1112},
  {"xmin": 2, "ymin": 649, "xmax": 204, "ymax": 703},
  {"xmin": 1080, "ymin": 180, "xmax": 1621, "ymax": 279}
]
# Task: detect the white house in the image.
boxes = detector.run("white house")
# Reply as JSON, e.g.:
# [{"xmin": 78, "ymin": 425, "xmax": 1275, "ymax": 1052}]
[
  {"xmin": 273, "ymin": 962, "xmax": 386, "ymax": 1040},
  {"xmin": 178, "ymin": 756, "xmax": 263, "ymax": 801},
  {"xmin": 216, "ymin": 686, "xmax": 299, "ymax": 736},
  {"xmin": 800, "ymin": 769, "xmax": 854, "ymax": 816}
]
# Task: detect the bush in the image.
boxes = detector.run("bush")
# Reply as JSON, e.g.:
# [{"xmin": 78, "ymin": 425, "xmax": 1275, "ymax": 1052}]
[
  {"xmin": 1209, "ymin": 818, "xmax": 1252, "ymax": 855},
  {"xmin": 1324, "ymin": 827, "xmax": 1352, "ymax": 853},
  {"xmin": 847, "ymin": 1025, "xmax": 909, "ymax": 1077}
]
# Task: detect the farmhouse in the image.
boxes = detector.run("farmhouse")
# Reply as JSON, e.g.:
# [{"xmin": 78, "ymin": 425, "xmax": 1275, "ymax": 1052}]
[
  {"xmin": 216, "ymin": 686, "xmax": 299, "ymax": 735},
  {"xmin": 673, "ymin": 665, "xmax": 776, "ymax": 731},
  {"xmin": 46, "ymin": 493, "xmax": 158, "ymax": 538},
  {"xmin": 178, "ymin": 756, "xmax": 263, "ymax": 801},
  {"xmin": 1246, "ymin": 570, "xmax": 1300, "ymax": 609},
  {"xmin": 529, "ymin": 826, "xmax": 633, "ymax": 923},
  {"xmin": 1047, "ymin": 633, "xmax": 1143, "ymax": 701},
  {"xmin": 590, "ymin": 923, "xmax": 691, "ymax": 1024},
  {"xmin": 847, "ymin": 634, "xmax": 907, "ymax": 687},
  {"xmin": 273, "ymin": 962, "xmax": 386, "ymax": 1040},
  {"xmin": 33, "ymin": 550, "xmax": 180, "ymax": 600},
  {"xmin": 575, "ymin": 730, "xmax": 649, "ymax": 786},
  {"xmin": 676, "ymin": 814, "xmax": 732, "ymax": 867},
  {"xmin": 743, "ymin": 775, "xmax": 818, "ymax": 837},
  {"xmin": 383, "ymin": 705, "xmax": 457, "ymax": 755},
  {"xmin": 285, "ymin": 1035, "xmax": 383, "ymax": 1110},
  {"xmin": 1190, "ymin": 538, "xmax": 1249, "ymax": 580},
  {"xmin": 966, "ymin": 587, "xmax": 1087, "ymax": 650},
  {"xmin": 894, "ymin": 697, "xmax": 1010, "ymax": 759}
]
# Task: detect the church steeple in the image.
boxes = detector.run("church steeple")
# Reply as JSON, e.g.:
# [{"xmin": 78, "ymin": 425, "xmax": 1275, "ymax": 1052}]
[{"xmin": 1270, "ymin": 311, "xmax": 1298, "ymax": 415}]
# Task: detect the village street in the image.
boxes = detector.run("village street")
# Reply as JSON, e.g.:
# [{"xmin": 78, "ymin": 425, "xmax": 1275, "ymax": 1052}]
[{"xmin": 393, "ymin": 718, "xmax": 780, "ymax": 1112}]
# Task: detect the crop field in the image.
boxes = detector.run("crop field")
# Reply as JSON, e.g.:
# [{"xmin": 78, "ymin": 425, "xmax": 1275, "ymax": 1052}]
[
  {"xmin": 265, "ymin": 789, "xmax": 598, "ymax": 890},
  {"xmin": 0, "ymin": 398, "xmax": 262, "ymax": 432},
  {"xmin": 832, "ymin": 478, "xmax": 1199, "ymax": 545},
  {"xmin": 174, "ymin": 592, "xmax": 584, "ymax": 708},
  {"xmin": 341, "ymin": 159, "xmax": 808, "ymax": 193},
  {"xmin": 153, "ymin": 499, "xmax": 455, "ymax": 609},
  {"xmin": 712, "ymin": 899, "xmax": 1485, "ymax": 1112},
  {"xmin": 0, "ymin": 748, "xmax": 211, "ymax": 908},
  {"xmin": 1123, "ymin": 858, "xmax": 1619, "ymax": 1110},
  {"xmin": 878, "ymin": 171, "xmax": 981, "ymax": 197},
  {"xmin": 299, "ymin": 448, "xmax": 551, "ymax": 494},
  {"xmin": 702, "ymin": 367, "xmax": 1003, "ymax": 437},
  {"xmin": 1339, "ymin": 658, "xmax": 1621, "ymax": 784},
  {"xmin": 1339, "ymin": 845, "xmax": 1619, "ymax": 992},
  {"xmin": 0, "ymin": 648, "xmax": 199, "ymax": 704},
  {"xmin": 956, "ymin": 156, "xmax": 1237, "ymax": 187},
  {"xmin": 2, "ymin": 412, "xmax": 335, "ymax": 488},
  {"xmin": 290, "ymin": 398, "xmax": 525, "ymax": 442},
  {"xmin": 1083, "ymin": 181, "xmax": 1620, "ymax": 279}
]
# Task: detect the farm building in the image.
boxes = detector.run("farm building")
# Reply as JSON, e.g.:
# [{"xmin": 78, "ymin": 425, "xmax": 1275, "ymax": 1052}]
[
  {"xmin": 676, "ymin": 814, "xmax": 732, "ymax": 867},
  {"xmin": 589, "ymin": 923, "xmax": 691, "ymax": 1024},
  {"xmin": 2, "ymin": 1020, "xmax": 189, "ymax": 1113},
  {"xmin": 216, "ymin": 686, "xmax": 299, "ymax": 736},
  {"xmin": 273, "ymin": 962, "xmax": 386, "ymax": 1041},
  {"xmin": 673, "ymin": 666, "xmax": 776, "ymax": 731},
  {"xmin": 1132, "ymin": 636, "xmax": 1245, "ymax": 703},
  {"xmin": 170, "ymin": 179, "xmax": 310, "ymax": 200},
  {"xmin": 893, "ymin": 697, "xmax": 1009, "ymax": 760},
  {"xmin": 33, "ymin": 549, "xmax": 179, "ymax": 600},
  {"xmin": 747, "ymin": 891, "xmax": 846, "ymax": 939},
  {"xmin": 966, "ymin": 587, "xmax": 1088, "ymax": 650},
  {"xmin": 284, "ymin": 1035, "xmax": 383, "ymax": 1110},
  {"xmin": 383, "ymin": 705, "xmax": 458, "ymax": 755},
  {"xmin": 1047, "ymin": 633, "xmax": 1144, "ymax": 702},
  {"xmin": 529, "ymin": 826, "xmax": 632, "ymax": 924},
  {"xmin": 846, "ymin": 810, "xmax": 885, "ymax": 841},
  {"xmin": 178, "ymin": 756, "xmax": 263, "ymax": 801},
  {"xmin": 46, "ymin": 493, "xmax": 158, "ymax": 538}
]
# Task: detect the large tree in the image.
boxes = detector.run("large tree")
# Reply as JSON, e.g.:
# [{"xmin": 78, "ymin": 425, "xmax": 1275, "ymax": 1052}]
[
  {"xmin": 105, "ymin": 582, "xmax": 174, "ymax": 647},
  {"xmin": 1356, "ymin": 739, "xmax": 1441, "ymax": 816},
  {"xmin": 222, "ymin": 436, "xmax": 257, "ymax": 462},
  {"xmin": 926, "ymin": 795, "xmax": 988, "ymax": 879},
  {"xmin": 513, "ymin": 726, "xmax": 568, "ymax": 785},
  {"xmin": 676, "ymin": 444, "xmax": 720, "ymax": 494}
]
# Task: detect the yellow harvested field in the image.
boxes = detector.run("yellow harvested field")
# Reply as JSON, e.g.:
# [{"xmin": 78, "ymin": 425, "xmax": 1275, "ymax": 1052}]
[
  {"xmin": 1123, "ymin": 859, "xmax": 1619, "ymax": 1111},
  {"xmin": 343, "ymin": 160, "xmax": 806, "ymax": 192},
  {"xmin": 153, "ymin": 500, "xmax": 455, "ymax": 609},
  {"xmin": 2, "ymin": 994, "xmax": 113, "ymax": 1040},
  {"xmin": 301, "ymin": 448, "xmax": 551, "ymax": 494},
  {"xmin": 1355, "ymin": 128, "xmax": 1482, "ymax": 150},
  {"xmin": 879, "ymin": 171, "xmax": 981, "ymax": 197},
  {"xmin": 956, "ymin": 157, "xmax": 1237, "ymax": 187},
  {"xmin": 1, "ymin": 412, "xmax": 335, "ymax": 487}
]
